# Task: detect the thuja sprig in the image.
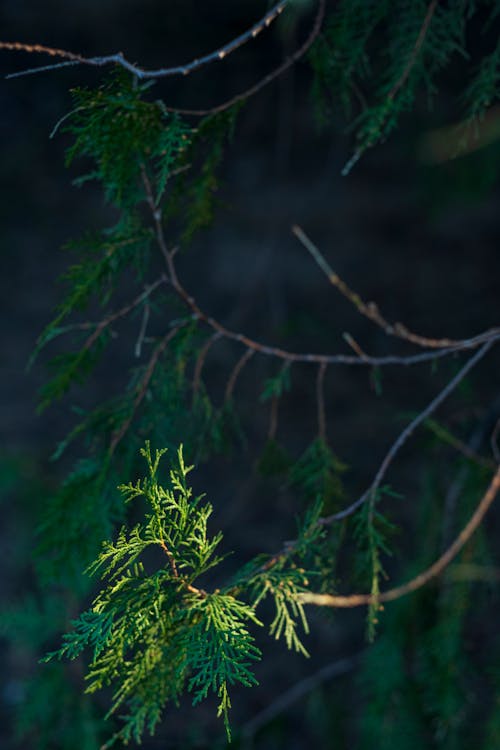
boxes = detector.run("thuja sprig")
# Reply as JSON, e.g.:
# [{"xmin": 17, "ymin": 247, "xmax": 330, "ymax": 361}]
[{"xmin": 43, "ymin": 443, "xmax": 318, "ymax": 745}]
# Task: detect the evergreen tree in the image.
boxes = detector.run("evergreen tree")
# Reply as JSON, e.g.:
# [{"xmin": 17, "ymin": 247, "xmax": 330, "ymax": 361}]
[{"xmin": 1, "ymin": 1, "xmax": 499, "ymax": 748}]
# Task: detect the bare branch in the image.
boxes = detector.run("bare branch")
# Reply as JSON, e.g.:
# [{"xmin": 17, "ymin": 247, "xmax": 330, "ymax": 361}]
[
  {"xmin": 321, "ymin": 340, "xmax": 494, "ymax": 525},
  {"xmin": 2, "ymin": 2, "xmax": 288, "ymax": 80},
  {"xmin": 165, "ymin": 0, "xmax": 326, "ymax": 117},
  {"xmin": 292, "ymin": 224, "xmax": 500, "ymax": 351}
]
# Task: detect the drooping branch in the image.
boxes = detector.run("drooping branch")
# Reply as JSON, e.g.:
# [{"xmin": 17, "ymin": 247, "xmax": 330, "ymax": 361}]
[
  {"xmin": 2, "ymin": 1, "xmax": 288, "ymax": 80},
  {"xmin": 299, "ymin": 463, "xmax": 500, "ymax": 608},
  {"xmin": 321, "ymin": 340, "xmax": 494, "ymax": 524},
  {"xmin": 292, "ymin": 224, "xmax": 500, "ymax": 351}
]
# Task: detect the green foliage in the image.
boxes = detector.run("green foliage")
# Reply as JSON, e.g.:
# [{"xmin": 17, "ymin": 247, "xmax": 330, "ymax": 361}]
[
  {"xmin": 289, "ymin": 438, "xmax": 347, "ymax": 511},
  {"xmin": 352, "ymin": 487, "xmax": 399, "ymax": 641},
  {"xmin": 310, "ymin": 0, "xmax": 500, "ymax": 171},
  {"xmin": 44, "ymin": 444, "xmax": 320, "ymax": 746}
]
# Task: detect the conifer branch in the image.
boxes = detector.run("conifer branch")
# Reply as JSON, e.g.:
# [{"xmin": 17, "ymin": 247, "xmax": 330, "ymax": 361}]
[
  {"xmin": 299, "ymin": 463, "xmax": 500, "ymax": 608},
  {"xmin": 2, "ymin": 2, "xmax": 288, "ymax": 80},
  {"xmin": 387, "ymin": 0, "xmax": 439, "ymax": 102}
]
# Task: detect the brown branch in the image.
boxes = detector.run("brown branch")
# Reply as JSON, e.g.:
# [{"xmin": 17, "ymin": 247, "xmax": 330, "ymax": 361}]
[
  {"xmin": 159, "ymin": 539, "xmax": 179, "ymax": 578},
  {"xmin": 3, "ymin": 2, "xmax": 288, "ymax": 80},
  {"xmin": 225, "ymin": 348, "xmax": 255, "ymax": 402},
  {"xmin": 292, "ymin": 224, "xmax": 499, "ymax": 351},
  {"xmin": 164, "ymin": 0, "xmax": 326, "ymax": 117},
  {"xmin": 387, "ymin": 0, "xmax": 439, "ymax": 102},
  {"xmin": 138, "ymin": 174, "xmax": 500, "ymax": 372},
  {"xmin": 299, "ymin": 464, "xmax": 500, "ymax": 608}
]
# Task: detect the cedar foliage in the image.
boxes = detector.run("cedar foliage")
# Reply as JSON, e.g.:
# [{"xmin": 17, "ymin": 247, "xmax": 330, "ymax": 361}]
[{"xmin": 1, "ymin": 1, "xmax": 500, "ymax": 748}]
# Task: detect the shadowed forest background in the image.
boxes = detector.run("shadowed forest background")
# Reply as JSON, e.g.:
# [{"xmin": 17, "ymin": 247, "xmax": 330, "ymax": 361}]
[{"xmin": 1, "ymin": 1, "xmax": 499, "ymax": 748}]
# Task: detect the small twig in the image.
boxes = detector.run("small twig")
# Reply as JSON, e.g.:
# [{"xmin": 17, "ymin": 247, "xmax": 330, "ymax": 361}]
[
  {"xmin": 164, "ymin": 0, "xmax": 326, "ymax": 117},
  {"xmin": 425, "ymin": 418, "xmax": 497, "ymax": 472},
  {"xmin": 225, "ymin": 348, "xmax": 255, "ymax": 402},
  {"xmin": 316, "ymin": 361, "xmax": 328, "ymax": 442},
  {"xmin": 292, "ymin": 224, "xmax": 500, "ymax": 351},
  {"xmin": 299, "ymin": 464, "xmax": 500, "ymax": 608},
  {"xmin": 241, "ymin": 653, "xmax": 362, "ymax": 740},
  {"xmin": 159, "ymin": 539, "xmax": 179, "ymax": 578},
  {"xmin": 343, "ymin": 332, "xmax": 369, "ymax": 360},
  {"xmin": 81, "ymin": 276, "xmax": 166, "ymax": 354},
  {"xmin": 3, "ymin": 2, "xmax": 288, "ymax": 80},
  {"xmin": 192, "ymin": 331, "xmax": 222, "ymax": 399},
  {"xmin": 321, "ymin": 341, "xmax": 494, "ymax": 525}
]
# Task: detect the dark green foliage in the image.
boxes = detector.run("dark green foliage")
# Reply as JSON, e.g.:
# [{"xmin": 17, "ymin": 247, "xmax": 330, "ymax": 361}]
[
  {"xmin": 310, "ymin": 0, "xmax": 500, "ymax": 171},
  {"xmin": 64, "ymin": 72, "xmax": 190, "ymax": 208},
  {"xmin": 289, "ymin": 438, "xmax": 347, "ymax": 511}
]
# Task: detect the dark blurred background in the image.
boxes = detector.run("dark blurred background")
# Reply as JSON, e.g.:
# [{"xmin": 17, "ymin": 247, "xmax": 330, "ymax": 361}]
[{"xmin": 1, "ymin": 1, "xmax": 499, "ymax": 748}]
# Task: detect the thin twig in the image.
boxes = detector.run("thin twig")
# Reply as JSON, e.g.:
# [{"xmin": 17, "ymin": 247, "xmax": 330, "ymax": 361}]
[
  {"xmin": 192, "ymin": 331, "xmax": 222, "ymax": 399},
  {"xmin": 142, "ymin": 180, "xmax": 500, "ymax": 370},
  {"xmin": 159, "ymin": 539, "xmax": 179, "ymax": 578},
  {"xmin": 292, "ymin": 224, "xmax": 500, "ymax": 351},
  {"xmin": 299, "ymin": 464, "xmax": 500, "ymax": 608},
  {"xmin": 164, "ymin": 0, "xmax": 326, "ymax": 117},
  {"xmin": 424, "ymin": 418, "xmax": 497, "ymax": 471},
  {"xmin": 321, "ymin": 341, "xmax": 494, "ymax": 525},
  {"xmin": 225, "ymin": 348, "xmax": 255, "ymax": 402},
  {"xmin": 3, "ymin": 2, "xmax": 288, "ymax": 80},
  {"xmin": 81, "ymin": 276, "xmax": 167, "ymax": 354}
]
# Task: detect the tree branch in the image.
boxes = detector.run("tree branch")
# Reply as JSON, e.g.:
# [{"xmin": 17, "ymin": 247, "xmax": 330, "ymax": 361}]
[
  {"xmin": 2, "ymin": 2, "xmax": 288, "ymax": 80},
  {"xmin": 300, "ymin": 464, "xmax": 500, "ymax": 608}
]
